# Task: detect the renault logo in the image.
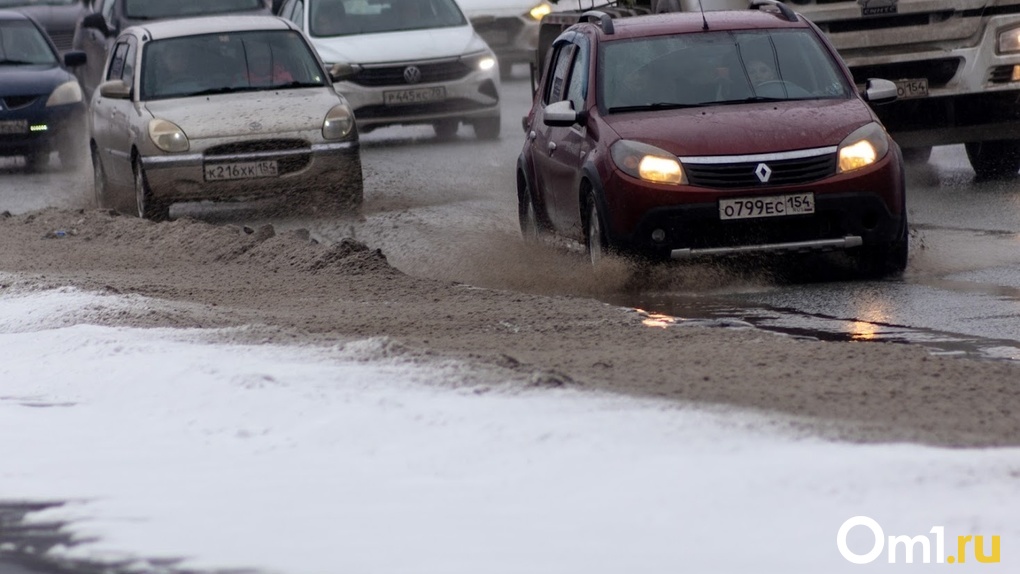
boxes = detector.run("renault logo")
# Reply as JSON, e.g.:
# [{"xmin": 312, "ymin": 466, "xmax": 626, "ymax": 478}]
[
  {"xmin": 754, "ymin": 162, "xmax": 773, "ymax": 183},
  {"xmin": 403, "ymin": 66, "xmax": 422, "ymax": 84}
]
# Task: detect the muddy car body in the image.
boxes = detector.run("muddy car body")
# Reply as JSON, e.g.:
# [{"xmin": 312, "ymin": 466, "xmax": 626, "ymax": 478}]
[
  {"xmin": 89, "ymin": 15, "xmax": 362, "ymax": 221},
  {"xmin": 518, "ymin": 5, "xmax": 909, "ymax": 277}
]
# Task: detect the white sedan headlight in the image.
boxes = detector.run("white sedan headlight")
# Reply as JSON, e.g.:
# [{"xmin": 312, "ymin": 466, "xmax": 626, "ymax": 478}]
[
  {"xmin": 837, "ymin": 122, "xmax": 890, "ymax": 173},
  {"xmin": 148, "ymin": 119, "xmax": 190, "ymax": 153},
  {"xmin": 46, "ymin": 81, "xmax": 83, "ymax": 107},
  {"xmin": 528, "ymin": 2, "xmax": 552, "ymax": 21},
  {"xmin": 322, "ymin": 104, "xmax": 355, "ymax": 140},
  {"xmin": 462, "ymin": 51, "xmax": 496, "ymax": 72},
  {"xmin": 610, "ymin": 140, "xmax": 686, "ymax": 184}
]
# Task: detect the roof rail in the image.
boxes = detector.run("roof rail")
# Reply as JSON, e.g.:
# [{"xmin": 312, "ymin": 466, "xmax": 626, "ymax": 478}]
[
  {"xmin": 748, "ymin": 0, "xmax": 798, "ymax": 23},
  {"xmin": 579, "ymin": 10, "xmax": 614, "ymax": 34}
]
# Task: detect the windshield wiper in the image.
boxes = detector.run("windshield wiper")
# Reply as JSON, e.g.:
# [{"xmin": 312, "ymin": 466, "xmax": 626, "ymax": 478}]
[
  {"xmin": 273, "ymin": 81, "xmax": 325, "ymax": 89},
  {"xmin": 608, "ymin": 102, "xmax": 709, "ymax": 113},
  {"xmin": 0, "ymin": 59, "xmax": 39, "ymax": 66},
  {"xmin": 187, "ymin": 86, "xmax": 262, "ymax": 97}
]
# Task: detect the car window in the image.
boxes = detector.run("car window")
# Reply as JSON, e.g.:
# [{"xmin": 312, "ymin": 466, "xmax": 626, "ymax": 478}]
[
  {"xmin": 287, "ymin": 0, "xmax": 305, "ymax": 25},
  {"xmin": 102, "ymin": 0, "xmax": 116, "ymax": 19},
  {"xmin": 107, "ymin": 40, "xmax": 128, "ymax": 80},
  {"xmin": 0, "ymin": 0, "xmax": 77, "ymax": 5},
  {"xmin": 599, "ymin": 29, "xmax": 853, "ymax": 112},
  {"xmin": 123, "ymin": 0, "xmax": 265, "ymax": 19},
  {"xmin": 544, "ymin": 42, "xmax": 576, "ymax": 106},
  {"xmin": 565, "ymin": 39, "xmax": 588, "ymax": 112},
  {"xmin": 308, "ymin": 0, "xmax": 466, "ymax": 37},
  {"xmin": 121, "ymin": 37, "xmax": 137, "ymax": 87},
  {"xmin": 0, "ymin": 20, "xmax": 57, "ymax": 65},
  {"xmin": 140, "ymin": 30, "xmax": 326, "ymax": 100}
]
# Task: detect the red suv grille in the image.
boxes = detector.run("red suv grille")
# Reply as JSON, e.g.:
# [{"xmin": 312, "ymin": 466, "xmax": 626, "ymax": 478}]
[{"xmin": 685, "ymin": 153, "xmax": 836, "ymax": 189}]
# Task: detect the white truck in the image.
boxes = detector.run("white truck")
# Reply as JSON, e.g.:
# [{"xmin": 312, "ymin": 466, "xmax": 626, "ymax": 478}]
[{"xmin": 538, "ymin": 0, "xmax": 1020, "ymax": 178}]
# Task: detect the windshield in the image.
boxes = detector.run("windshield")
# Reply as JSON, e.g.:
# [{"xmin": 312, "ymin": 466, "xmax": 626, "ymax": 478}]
[
  {"xmin": 309, "ymin": 0, "xmax": 466, "ymax": 37},
  {"xmin": 124, "ymin": 0, "xmax": 264, "ymax": 19},
  {"xmin": 140, "ymin": 30, "xmax": 327, "ymax": 100},
  {"xmin": 0, "ymin": 20, "xmax": 57, "ymax": 66},
  {"xmin": 600, "ymin": 29, "xmax": 852, "ymax": 113},
  {"xmin": 0, "ymin": 0, "xmax": 77, "ymax": 6}
]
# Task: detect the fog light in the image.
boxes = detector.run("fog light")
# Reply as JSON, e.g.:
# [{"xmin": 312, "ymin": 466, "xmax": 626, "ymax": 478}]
[
  {"xmin": 1011, "ymin": 65, "xmax": 1020, "ymax": 82},
  {"xmin": 651, "ymin": 229, "xmax": 666, "ymax": 242},
  {"xmin": 30, "ymin": 125, "xmax": 48, "ymax": 132}
]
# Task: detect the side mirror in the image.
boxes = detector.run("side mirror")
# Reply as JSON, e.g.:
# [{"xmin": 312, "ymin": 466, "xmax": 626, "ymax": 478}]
[
  {"xmin": 63, "ymin": 50, "xmax": 87, "ymax": 68},
  {"xmin": 81, "ymin": 12, "xmax": 110, "ymax": 36},
  {"xmin": 328, "ymin": 62, "xmax": 359, "ymax": 82},
  {"xmin": 543, "ymin": 99, "xmax": 582, "ymax": 127},
  {"xmin": 98, "ymin": 79, "xmax": 131, "ymax": 99},
  {"xmin": 862, "ymin": 78, "xmax": 897, "ymax": 105}
]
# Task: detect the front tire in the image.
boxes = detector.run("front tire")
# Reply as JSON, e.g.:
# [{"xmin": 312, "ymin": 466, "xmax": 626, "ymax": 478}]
[
  {"xmin": 517, "ymin": 174, "xmax": 539, "ymax": 243},
  {"xmin": 433, "ymin": 120, "xmax": 459, "ymax": 140},
  {"xmin": 134, "ymin": 160, "xmax": 170, "ymax": 221},
  {"xmin": 965, "ymin": 140, "xmax": 1020, "ymax": 179},
  {"xmin": 855, "ymin": 214, "xmax": 908, "ymax": 279},
  {"xmin": 473, "ymin": 116, "xmax": 501, "ymax": 140},
  {"xmin": 92, "ymin": 148, "xmax": 107, "ymax": 209},
  {"xmin": 584, "ymin": 191, "xmax": 610, "ymax": 269}
]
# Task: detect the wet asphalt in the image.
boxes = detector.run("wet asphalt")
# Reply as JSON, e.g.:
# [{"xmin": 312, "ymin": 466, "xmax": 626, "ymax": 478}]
[{"xmin": 3, "ymin": 68, "xmax": 1020, "ymax": 571}]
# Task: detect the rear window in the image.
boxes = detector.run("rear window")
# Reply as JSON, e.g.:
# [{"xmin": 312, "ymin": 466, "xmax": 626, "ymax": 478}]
[
  {"xmin": 140, "ymin": 30, "xmax": 326, "ymax": 100},
  {"xmin": 0, "ymin": 20, "xmax": 57, "ymax": 66},
  {"xmin": 599, "ymin": 29, "xmax": 852, "ymax": 112},
  {"xmin": 124, "ymin": 0, "xmax": 265, "ymax": 19},
  {"xmin": 308, "ymin": 0, "xmax": 466, "ymax": 37}
]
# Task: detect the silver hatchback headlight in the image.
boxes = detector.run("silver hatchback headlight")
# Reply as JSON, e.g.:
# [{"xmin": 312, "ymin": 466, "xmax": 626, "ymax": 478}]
[
  {"xmin": 148, "ymin": 119, "xmax": 189, "ymax": 153},
  {"xmin": 323, "ymin": 104, "xmax": 355, "ymax": 140}
]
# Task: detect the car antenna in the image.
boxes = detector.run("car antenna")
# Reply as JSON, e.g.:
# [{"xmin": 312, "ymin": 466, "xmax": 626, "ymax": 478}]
[{"xmin": 698, "ymin": 0, "xmax": 709, "ymax": 30}]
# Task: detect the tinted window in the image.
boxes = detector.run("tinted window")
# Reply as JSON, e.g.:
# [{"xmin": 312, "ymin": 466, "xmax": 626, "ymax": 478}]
[
  {"xmin": 0, "ymin": 20, "xmax": 57, "ymax": 65},
  {"xmin": 544, "ymin": 43, "xmax": 575, "ymax": 105},
  {"xmin": 124, "ymin": 0, "xmax": 264, "ymax": 19},
  {"xmin": 107, "ymin": 40, "xmax": 128, "ymax": 79},
  {"xmin": 0, "ymin": 0, "xmax": 77, "ymax": 5},
  {"xmin": 309, "ymin": 0, "xmax": 465, "ymax": 37},
  {"xmin": 599, "ymin": 29, "xmax": 852, "ymax": 112},
  {"xmin": 140, "ymin": 30, "xmax": 326, "ymax": 100}
]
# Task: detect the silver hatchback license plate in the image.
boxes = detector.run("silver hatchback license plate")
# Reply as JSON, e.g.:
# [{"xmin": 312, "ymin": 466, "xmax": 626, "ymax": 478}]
[
  {"xmin": 0, "ymin": 120, "xmax": 27, "ymax": 134},
  {"xmin": 204, "ymin": 160, "xmax": 279, "ymax": 181},
  {"xmin": 384, "ymin": 86, "xmax": 447, "ymax": 106},
  {"xmin": 719, "ymin": 193, "xmax": 815, "ymax": 220}
]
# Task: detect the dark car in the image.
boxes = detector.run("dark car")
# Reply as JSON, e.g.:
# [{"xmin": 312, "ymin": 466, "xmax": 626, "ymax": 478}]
[
  {"xmin": 517, "ymin": 1, "xmax": 908, "ymax": 278},
  {"xmin": 72, "ymin": 0, "xmax": 272, "ymax": 98},
  {"xmin": 1, "ymin": 0, "xmax": 87, "ymax": 52},
  {"xmin": 0, "ymin": 9, "xmax": 87, "ymax": 170}
]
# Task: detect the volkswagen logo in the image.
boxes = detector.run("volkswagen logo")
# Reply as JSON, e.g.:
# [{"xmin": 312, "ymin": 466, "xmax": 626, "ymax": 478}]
[
  {"xmin": 403, "ymin": 66, "xmax": 422, "ymax": 84},
  {"xmin": 754, "ymin": 162, "xmax": 773, "ymax": 184}
]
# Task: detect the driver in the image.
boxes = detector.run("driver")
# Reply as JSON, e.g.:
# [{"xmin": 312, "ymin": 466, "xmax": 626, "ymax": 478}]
[{"xmin": 747, "ymin": 58, "xmax": 778, "ymax": 86}]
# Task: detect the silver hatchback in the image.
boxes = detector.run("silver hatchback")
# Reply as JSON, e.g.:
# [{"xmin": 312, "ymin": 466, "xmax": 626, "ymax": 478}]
[{"xmin": 89, "ymin": 15, "xmax": 362, "ymax": 220}]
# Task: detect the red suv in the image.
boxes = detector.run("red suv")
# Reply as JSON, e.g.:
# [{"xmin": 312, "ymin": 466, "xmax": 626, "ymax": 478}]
[{"xmin": 517, "ymin": 1, "xmax": 908, "ymax": 277}]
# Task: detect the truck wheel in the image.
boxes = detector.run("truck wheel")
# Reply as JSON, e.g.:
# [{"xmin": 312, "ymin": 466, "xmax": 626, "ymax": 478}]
[
  {"xmin": 901, "ymin": 146, "xmax": 932, "ymax": 164},
  {"xmin": 965, "ymin": 141, "xmax": 1020, "ymax": 179}
]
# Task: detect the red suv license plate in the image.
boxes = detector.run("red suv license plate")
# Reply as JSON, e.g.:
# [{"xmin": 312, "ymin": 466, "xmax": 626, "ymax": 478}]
[{"xmin": 719, "ymin": 192, "xmax": 815, "ymax": 220}]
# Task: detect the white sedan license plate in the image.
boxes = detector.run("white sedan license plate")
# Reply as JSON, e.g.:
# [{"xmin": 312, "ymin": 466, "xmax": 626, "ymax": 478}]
[
  {"xmin": 0, "ymin": 120, "xmax": 27, "ymax": 134},
  {"xmin": 204, "ymin": 160, "xmax": 278, "ymax": 181},
  {"xmin": 384, "ymin": 86, "xmax": 446, "ymax": 106},
  {"xmin": 719, "ymin": 193, "xmax": 815, "ymax": 220},
  {"xmin": 895, "ymin": 78, "xmax": 928, "ymax": 99}
]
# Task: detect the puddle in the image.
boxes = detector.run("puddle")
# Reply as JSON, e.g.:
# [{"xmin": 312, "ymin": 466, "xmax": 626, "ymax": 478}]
[{"xmin": 612, "ymin": 292, "xmax": 1020, "ymax": 363}]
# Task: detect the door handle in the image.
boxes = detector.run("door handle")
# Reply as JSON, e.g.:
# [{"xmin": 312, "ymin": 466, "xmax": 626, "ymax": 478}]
[{"xmin": 547, "ymin": 141, "xmax": 557, "ymax": 152}]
